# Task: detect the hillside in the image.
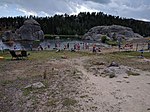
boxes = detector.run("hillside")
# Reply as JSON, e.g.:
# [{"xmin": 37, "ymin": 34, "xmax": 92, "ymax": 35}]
[{"xmin": 0, "ymin": 12, "xmax": 150, "ymax": 37}]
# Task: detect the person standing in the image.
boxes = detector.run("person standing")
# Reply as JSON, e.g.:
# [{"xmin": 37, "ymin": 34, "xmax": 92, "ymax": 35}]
[
  {"xmin": 64, "ymin": 44, "xmax": 67, "ymax": 50},
  {"xmin": 139, "ymin": 48, "xmax": 144, "ymax": 58},
  {"xmin": 74, "ymin": 43, "xmax": 76, "ymax": 50},
  {"xmin": 118, "ymin": 37, "xmax": 122, "ymax": 51},
  {"xmin": 30, "ymin": 44, "xmax": 33, "ymax": 51},
  {"xmin": 148, "ymin": 43, "xmax": 150, "ymax": 52},
  {"xmin": 77, "ymin": 43, "xmax": 80, "ymax": 50},
  {"xmin": 1, "ymin": 45, "xmax": 4, "ymax": 53},
  {"xmin": 14, "ymin": 45, "xmax": 17, "ymax": 50},
  {"xmin": 67, "ymin": 43, "xmax": 69, "ymax": 49},
  {"xmin": 47, "ymin": 43, "xmax": 50, "ymax": 49},
  {"xmin": 93, "ymin": 44, "xmax": 96, "ymax": 53},
  {"xmin": 55, "ymin": 43, "xmax": 57, "ymax": 48}
]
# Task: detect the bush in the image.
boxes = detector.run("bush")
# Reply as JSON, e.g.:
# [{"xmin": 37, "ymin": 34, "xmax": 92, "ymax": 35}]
[
  {"xmin": 106, "ymin": 40, "xmax": 118, "ymax": 46},
  {"xmin": 101, "ymin": 35, "xmax": 108, "ymax": 43}
]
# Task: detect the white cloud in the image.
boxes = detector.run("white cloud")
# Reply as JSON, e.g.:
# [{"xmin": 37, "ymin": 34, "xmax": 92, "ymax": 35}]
[
  {"xmin": 17, "ymin": 8, "xmax": 37, "ymax": 16},
  {"xmin": 39, "ymin": 11, "xmax": 50, "ymax": 17},
  {"xmin": 138, "ymin": 18, "xmax": 150, "ymax": 22},
  {"xmin": 0, "ymin": 0, "xmax": 149, "ymax": 22},
  {"xmin": 0, "ymin": 4, "xmax": 8, "ymax": 9},
  {"xmin": 69, "ymin": 1, "xmax": 99, "ymax": 15}
]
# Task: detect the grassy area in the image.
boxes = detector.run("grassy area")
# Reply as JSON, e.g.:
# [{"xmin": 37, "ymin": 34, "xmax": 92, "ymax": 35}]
[
  {"xmin": 0, "ymin": 50, "xmax": 149, "ymax": 71},
  {"xmin": 0, "ymin": 51, "xmax": 12, "ymax": 60},
  {"xmin": 29, "ymin": 50, "xmax": 93, "ymax": 60},
  {"xmin": 0, "ymin": 50, "xmax": 149, "ymax": 62},
  {"xmin": 0, "ymin": 50, "xmax": 93, "ymax": 61},
  {"xmin": 112, "ymin": 51, "xmax": 150, "ymax": 58},
  {"xmin": 100, "ymin": 51, "xmax": 150, "ymax": 71},
  {"xmin": 0, "ymin": 50, "xmax": 149, "ymax": 59}
]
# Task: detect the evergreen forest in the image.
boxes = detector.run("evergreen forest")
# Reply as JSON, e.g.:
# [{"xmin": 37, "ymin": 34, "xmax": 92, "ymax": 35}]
[{"xmin": 0, "ymin": 12, "xmax": 150, "ymax": 37}]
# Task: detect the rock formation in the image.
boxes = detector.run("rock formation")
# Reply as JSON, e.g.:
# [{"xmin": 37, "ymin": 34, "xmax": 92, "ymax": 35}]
[
  {"xmin": 1, "ymin": 30, "xmax": 16, "ymax": 42},
  {"xmin": 2, "ymin": 19, "xmax": 44, "ymax": 41},
  {"xmin": 83, "ymin": 25, "xmax": 143, "ymax": 41}
]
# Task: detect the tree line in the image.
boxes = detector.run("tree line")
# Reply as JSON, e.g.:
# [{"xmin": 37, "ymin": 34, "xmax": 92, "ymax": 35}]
[{"xmin": 0, "ymin": 12, "xmax": 150, "ymax": 37}]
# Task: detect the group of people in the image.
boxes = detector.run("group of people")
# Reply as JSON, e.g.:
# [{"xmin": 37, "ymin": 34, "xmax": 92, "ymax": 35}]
[
  {"xmin": 36, "ymin": 42, "xmax": 103, "ymax": 53},
  {"xmin": 1, "ymin": 40, "xmax": 102, "ymax": 54},
  {"xmin": 39, "ymin": 42, "xmax": 91, "ymax": 51},
  {"xmin": 9, "ymin": 42, "xmax": 102, "ymax": 54}
]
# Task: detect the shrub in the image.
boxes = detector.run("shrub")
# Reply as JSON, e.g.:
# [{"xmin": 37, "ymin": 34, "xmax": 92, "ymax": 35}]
[
  {"xmin": 101, "ymin": 35, "xmax": 108, "ymax": 43},
  {"xmin": 106, "ymin": 40, "xmax": 118, "ymax": 46}
]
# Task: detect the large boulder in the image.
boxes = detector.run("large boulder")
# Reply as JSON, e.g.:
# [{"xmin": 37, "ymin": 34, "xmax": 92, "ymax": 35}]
[
  {"xmin": 2, "ymin": 19, "xmax": 44, "ymax": 41},
  {"xmin": 83, "ymin": 25, "xmax": 143, "ymax": 41},
  {"xmin": 16, "ymin": 19, "xmax": 44, "ymax": 40},
  {"xmin": 2, "ymin": 30, "xmax": 14, "ymax": 42}
]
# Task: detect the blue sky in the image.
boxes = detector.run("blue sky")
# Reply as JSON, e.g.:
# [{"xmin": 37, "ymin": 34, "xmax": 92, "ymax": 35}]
[{"xmin": 0, "ymin": 0, "xmax": 150, "ymax": 22}]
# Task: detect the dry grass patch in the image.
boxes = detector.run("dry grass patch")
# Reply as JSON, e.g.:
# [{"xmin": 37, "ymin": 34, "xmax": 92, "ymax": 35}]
[
  {"xmin": 127, "ymin": 71, "xmax": 140, "ymax": 76},
  {"xmin": 62, "ymin": 98, "xmax": 78, "ymax": 107}
]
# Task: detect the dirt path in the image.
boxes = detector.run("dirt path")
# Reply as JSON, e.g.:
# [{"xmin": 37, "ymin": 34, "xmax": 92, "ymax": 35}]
[{"xmin": 68, "ymin": 57, "xmax": 150, "ymax": 112}]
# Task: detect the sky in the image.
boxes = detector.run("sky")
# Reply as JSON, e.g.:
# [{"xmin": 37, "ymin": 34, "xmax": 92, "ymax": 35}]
[{"xmin": 0, "ymin": 0, "xmax": 150, "ymax": 22}]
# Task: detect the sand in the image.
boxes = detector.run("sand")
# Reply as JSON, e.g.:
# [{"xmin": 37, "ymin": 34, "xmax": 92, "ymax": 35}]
[{"xmin": 0, "ymin": 56, "xmax": 150, "ymax": 112}]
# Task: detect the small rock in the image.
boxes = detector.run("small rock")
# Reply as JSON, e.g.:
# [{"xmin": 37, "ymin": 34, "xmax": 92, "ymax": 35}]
[
  {"xmin": 123, "ymin": 76, "xmax": 129, "ymax": 78},
  {"xmin": 109, "ymin": 73, "xmax": 116, "ymax": 78},
  {"xmin": 76, "ymin": 72, "xmax": 82, "ymax": 76},
  {"xmin": 147, "ymin": 83, "xmax": 150, "ymax": 85},
  {"xmin": 61, "ymin": 55, "xmax": 67, "ymax": 59},
  {"xmin": 26, "ymin": 100, "xmax": 33, "ymax": 107},
  {"xmin": 147, "ymin": 108, "xmax": 150, "ymax": 110},
  {"xmin": 94, "ymin": 62, "xmax": 105, "ymax": 65},
  {"xmin": 108, "ymin": 61, "xmax": 119, "ymax": 67},
  {"xmin": 24, "ymin": 85, "xmax": 32, "ymax": 89},
  {"xmin": 116, "ymin": 80, "xmax": 122, "ymax": 83},
  {"xmin": 32, "ymin": 82, "xmax": 45, "ymax": 88},
  {"xmin": 116, "ymin": 89, "xmax": 121, "ymax": 92},
  {"xmin": 24, "ymin": 82, "xmax": 45, "ymax": 89}
]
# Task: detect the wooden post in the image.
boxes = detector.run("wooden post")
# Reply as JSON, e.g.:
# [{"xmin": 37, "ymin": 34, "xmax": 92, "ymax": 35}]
[{"xmin": 43, "ymin": 69, "xmax": 47, "ymax": 79}]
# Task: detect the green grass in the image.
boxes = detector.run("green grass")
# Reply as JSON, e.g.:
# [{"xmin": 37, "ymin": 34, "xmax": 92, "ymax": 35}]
[
  {"xmin": 103, "ymin": 51, "xmax": 150, "ymax": 62},
  {"xmin": 114, "ymin": 51, "xmax": 150, "ymax": 58},
  {"xmin": 0, "ymin": 80, "xmax": 13, "ymax": 86},
  {"xmin": 28, "ymin": 50, "xmax": 91, "ymax": 60},
  {"xmin": 23, "ymin": 87, "xmax": 32, "ymax": 96},
  {"xmin": 1, "ymin": 50, "xmax": 148, "ymax": 61},
  {"xmin": 0, "ymin": 50, "xmax": 92, "ymax": 61},
  {"xmin": 97, "ymin": 51, "xmax": 150, "ymax": 71},
  {"xmin": 0, "ymin": 50, "xmax": 149, "ymax": 71},
  {"xmin": 23, "ymin": 85, "xmax": 47, "ymax": 96}
]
